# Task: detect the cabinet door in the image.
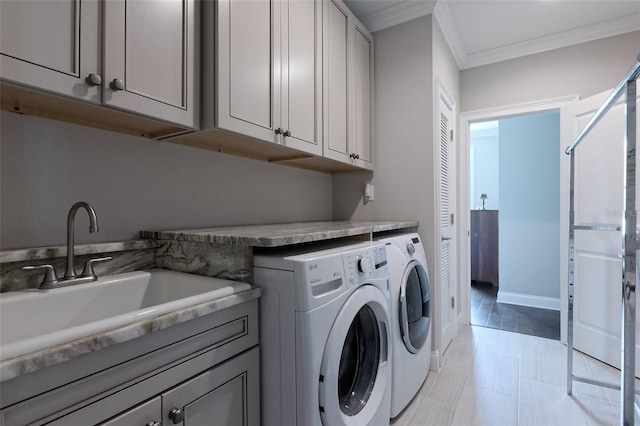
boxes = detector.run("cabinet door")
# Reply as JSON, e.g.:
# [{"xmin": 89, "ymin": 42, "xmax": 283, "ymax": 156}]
[
  {"xmin": 0, "ymin": 0, "xmax": 100, "ymax": 103},
  {"xmin": 162, "ymin": 347, "xmax": 260, "ymax": 426},
  {"xmin": 103, "ymin": 0, "xmax": 198, "ymax": 128},
  {"xmin": 99, "ymin": 397, "xmax": 161, "ymax": 426},
  {"xmin": 352, "ymin": 22, "xmax": 374, "ymax": 169},
  {"xmin": 322, "ymin": 0, "xmax": 351, "ymax": 163},
  {"xmin": 280, "ymin": 0, "xmax": 323, "ymax": 155},
  {"xmin": 217, "ymin": 0, "xmax": 280, "ymax": 143}
]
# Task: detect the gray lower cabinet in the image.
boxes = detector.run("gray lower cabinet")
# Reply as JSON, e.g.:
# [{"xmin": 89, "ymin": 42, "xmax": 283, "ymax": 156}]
[
  {"xmin": 0, "ymin": 300, "xmax": 259, "ymax": 426},
  {"xmin": 93, "ymin": 348, "xmax": 258, "ymax": 426}
]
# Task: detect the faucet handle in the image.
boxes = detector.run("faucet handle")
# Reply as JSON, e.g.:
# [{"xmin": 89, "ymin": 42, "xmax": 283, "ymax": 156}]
[
  {"xmin": 22, "ymin": 264, "xmax": 59, "ymax": 287},
  {"xmin": 81, "ymin": 256, "xmax": 112, "ymax": 278}
]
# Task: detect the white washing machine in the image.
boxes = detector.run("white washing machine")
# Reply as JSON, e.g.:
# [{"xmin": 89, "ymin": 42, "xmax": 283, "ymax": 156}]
[
  {"xmin": 254, "ymin": 241, "xmax": 392, "ymax": 426},
  {"xmin": 377, "ymin": 233, "xmax": 431, "ymax": 418}
]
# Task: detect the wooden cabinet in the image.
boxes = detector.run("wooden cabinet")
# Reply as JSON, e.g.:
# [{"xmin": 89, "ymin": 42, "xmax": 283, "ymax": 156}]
[
  {"xmin": 214, "ymin": 0, "xmax": 322, "ymax": 155},
  {"xmin": 0, "ymin": 0, "xmax": 199, "ymax": 128},
  {"xmin": 323, "ymin": 0, "xmax": 374, "ymax": 170},
  {"xmin": 470, "ymin": 210, "xmax": 499, "ymax": 287}
]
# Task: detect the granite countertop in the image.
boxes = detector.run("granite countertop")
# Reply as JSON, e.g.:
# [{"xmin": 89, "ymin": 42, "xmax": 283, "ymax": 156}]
[
  {"xmin": 0, "ymin": 288, "xmax": 260, "ymax": 382},
  {"xmin": 0, "ymin": 240, "xmax": 159, "ymax": 264},
  {"xmin": 141, "ymin": 220, "xmax": 418, "ymax": 247}
]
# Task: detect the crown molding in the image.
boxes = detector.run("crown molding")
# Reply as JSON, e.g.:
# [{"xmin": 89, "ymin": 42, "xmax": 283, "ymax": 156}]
[
  {"xmin": 362, "ymin": 0, "xmax": 436, "ymax": 34},
  {"xmin": 434, "ymin": 3, "xmax": 640, "ymax": 70},
  {"xmin": 433, "ymin": 2, "xmax": 465, "ymax": 69},
  {"xmin": 463, "ymin": 13, "xmax": 640, "ymax": 69}
]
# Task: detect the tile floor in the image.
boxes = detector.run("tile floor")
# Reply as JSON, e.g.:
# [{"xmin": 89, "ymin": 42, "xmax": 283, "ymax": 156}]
[
  {"xmin": 391, "ymin": 325, "xmax": 635, "ymax": 426},
  {"xmin": 470, "ymin": 282, "xmax": 561, "ymax": 340}
]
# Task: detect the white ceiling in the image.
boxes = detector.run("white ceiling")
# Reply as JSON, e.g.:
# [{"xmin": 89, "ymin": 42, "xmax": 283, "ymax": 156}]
[{"xmin": 343, "ymin": 0, "xmax": 640, "ymax": 69}]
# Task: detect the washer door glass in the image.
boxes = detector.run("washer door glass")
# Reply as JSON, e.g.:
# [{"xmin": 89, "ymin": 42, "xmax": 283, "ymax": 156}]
[
  {"xmin": 338, "ymin": 305, "xmax": 380, "ymax": 416},
  {"xmin": 400, "ymin": 262, "xmax": 430, "ymax": 353}
]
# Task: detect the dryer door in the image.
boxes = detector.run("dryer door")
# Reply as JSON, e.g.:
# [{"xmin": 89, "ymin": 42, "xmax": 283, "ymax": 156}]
[
  {"xmin": 400, "ymin": 260, "xmax": 431, "ymax": 353},
  {"xmin": 318, "ymin": 284, "xmax": 390, "ymax": 425}
]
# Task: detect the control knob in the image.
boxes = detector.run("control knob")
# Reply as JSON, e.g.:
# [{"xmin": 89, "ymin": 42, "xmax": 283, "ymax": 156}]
[
  {"xmin": 357, "ymin": 256, "xmax": 373, "ymax": 274},
  {"xmin": 406, "ymin": 243, "xmax": 416, "ymax": 254}
]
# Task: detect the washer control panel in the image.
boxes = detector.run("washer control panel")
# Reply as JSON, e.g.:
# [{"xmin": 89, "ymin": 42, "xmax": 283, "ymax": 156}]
[{"xmin": 343, "ymin": 244, "xmax": 387, "ymax": 287}]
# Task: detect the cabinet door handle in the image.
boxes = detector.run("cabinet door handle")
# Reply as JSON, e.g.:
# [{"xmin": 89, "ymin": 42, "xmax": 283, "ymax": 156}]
[
  {"xmin": 283, "ymin": 130, "xmax": 291, "ymax": 137},
  {"xmin": 275, "ymin": 128, "xmax": 284, "ymax": 135},
  {"xmin": 169, "ymin": 407, "xmax": 184, "ymax": 424},
  {"xmin": 85, "ymin": 73, "xmax": 102, "ymax": 86},
  {"xmin": 110, "ymin": 78, "xmax": 125, "ymax": 91}
]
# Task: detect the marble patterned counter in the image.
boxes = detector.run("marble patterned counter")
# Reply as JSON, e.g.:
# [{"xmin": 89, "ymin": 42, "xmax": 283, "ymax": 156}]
[
  {"xmin": 141, "ymin": 220, "xmax": 418, "ymax": 247},
  {"xmin": 143, "ymin": 221, "xmax": 418, "ymax": 284},
  {"xmin": 0, "ymin": 288, "xmax": 260, "ymax": 382}
]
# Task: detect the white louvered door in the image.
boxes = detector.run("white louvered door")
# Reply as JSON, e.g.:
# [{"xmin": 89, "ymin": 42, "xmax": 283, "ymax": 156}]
[{"xmin": 439, "ymin": 89, "xmax": 457, "ymax": 355}]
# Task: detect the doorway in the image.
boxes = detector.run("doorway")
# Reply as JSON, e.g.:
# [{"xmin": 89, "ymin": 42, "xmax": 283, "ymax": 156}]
[{"xmin": 458, "ymin": 96, "xmax": 579, "ymax": 340}]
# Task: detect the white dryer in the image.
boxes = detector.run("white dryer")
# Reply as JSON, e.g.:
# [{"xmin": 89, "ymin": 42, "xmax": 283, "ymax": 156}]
[
  {"xmin": 377, "ymin": 233, "xmax": 431, "ymax": 418},
  {"xmin": 254, "ymin": 241, "xmax": 392, "ymax": 426}
]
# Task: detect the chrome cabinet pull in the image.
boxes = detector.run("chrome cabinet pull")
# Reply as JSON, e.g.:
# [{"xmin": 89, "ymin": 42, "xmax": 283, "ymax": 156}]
[
  {"xmin": 168, "ymin": 407, "xmax": 184, "ymax": 424},
  {"xmin": 110, "ymin": 78, "xmax": 125, "ymax": 91},
  {"xmin": 85, "ymin": 73, "xmax": 102, "ymax": 86}
]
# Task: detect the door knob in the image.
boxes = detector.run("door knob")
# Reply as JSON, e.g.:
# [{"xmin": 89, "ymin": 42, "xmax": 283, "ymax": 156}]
[
  {"xmin": 85, "ymin": 73, "xmax": 102, "ymax": 86},
  {"xmin": 283, "ymin": 130, "xmax": 291, "ymax": 137},
  {"xmin": 275, "ymin": 128, "xmax": 284, "ymax": 135},
  {"xmin": 110, "ymin": 78, "xmax": 125, "ymax": 91}
]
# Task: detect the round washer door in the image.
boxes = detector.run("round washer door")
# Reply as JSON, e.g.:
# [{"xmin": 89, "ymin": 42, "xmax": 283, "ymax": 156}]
[
  {"xmin": 318, "ymin": 284, "xmax": 390, "ymax": 426},
  {"xmin": 400, "ymin": 260, "xmax": 431, "ymax": 353}
]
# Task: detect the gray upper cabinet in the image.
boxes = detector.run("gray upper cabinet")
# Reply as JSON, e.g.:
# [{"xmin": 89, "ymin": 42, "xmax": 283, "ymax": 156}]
[
  {"xmin": 352, "ymin": 21, "xmax": 374, "ymax": 169},
  {"xmin": 0, "ymin": 0, "xmax": 198, "ymax": 129},
  {"xmin": 103, "ymin": 0, "xmax": 199, "ymax": 128},
  {"xmin": 215, "ymin": 0, "xmax": 323, "ymax": 155},
  {"xmin": 0, "ymin": 0, "xmax": 101, "ymax": 103},
  {"xmin": 323, "ymin": 0, "xmax": 374, "ymax": 170}
]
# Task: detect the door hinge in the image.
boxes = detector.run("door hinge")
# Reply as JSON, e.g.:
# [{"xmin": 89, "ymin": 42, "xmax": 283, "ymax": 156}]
[
  {"xmin": 450, "ymin": 213, "xmax": 454, "ymax": 225},
  {"xmin": 451, "ymin": 297, "xmax": 455, "ymax": 308},
  {"xmin": 450, "ymin": 129, "xmax": 454, "ymax": 142}
]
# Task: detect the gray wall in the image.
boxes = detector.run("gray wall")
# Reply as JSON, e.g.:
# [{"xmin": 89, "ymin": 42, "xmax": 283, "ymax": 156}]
[
  {"xmin": 461, "ymin": 30, "xmax": 640, "ymax": 112},
  {"xmin": 333, "ymin": 14, "xmax": 461, "ymax": 357},
  {"xmin": 498, "ymin": 111, "xmax": 560, "ymax": 301},
  {"xmin": 1, "ymin": 111, "xmax": 333, "ymax": 249},
  {"xmin": 333, "ymin": 15, "xmax": 433, "ymax": 228}
]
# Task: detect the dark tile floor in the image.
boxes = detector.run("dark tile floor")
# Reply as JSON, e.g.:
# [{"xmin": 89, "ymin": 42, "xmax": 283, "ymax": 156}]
[{"xmin": 470, "ymin": 282, "xmax": 561, "ymax": 340}]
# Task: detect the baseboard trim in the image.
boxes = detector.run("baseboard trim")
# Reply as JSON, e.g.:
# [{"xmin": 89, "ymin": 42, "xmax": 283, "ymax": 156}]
[
  {"xmin": 431, "ymin": 350, "xmax": 441, "ymax": 371},
  {"xmin": 497, "ymin": 291, "xmax": 560, "ymax": 311}
]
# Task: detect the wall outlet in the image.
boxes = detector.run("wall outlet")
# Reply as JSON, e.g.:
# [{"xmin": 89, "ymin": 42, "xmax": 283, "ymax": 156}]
[{"xmin": 364, "ymin": 182, "xmax": 374, "ymax": 202}]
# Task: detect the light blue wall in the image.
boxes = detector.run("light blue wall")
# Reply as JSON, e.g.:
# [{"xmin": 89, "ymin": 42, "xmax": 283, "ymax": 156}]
[
  {"xmin": 498, "ymin": 111, "xmax": 560, "ymax": 300},
  {"xmin": 470, "ymin": 121, "xmax": 499, "ymax": 210}
]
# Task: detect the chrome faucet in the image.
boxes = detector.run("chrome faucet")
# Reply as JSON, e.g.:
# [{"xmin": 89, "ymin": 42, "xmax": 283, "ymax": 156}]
[
  {"xmin": 23, "ymin": 201, "xmax": 111, "ymax": 289},
  {"xmin": 65, "ymin": 201, "xmax": 99, "ymax": 279}
]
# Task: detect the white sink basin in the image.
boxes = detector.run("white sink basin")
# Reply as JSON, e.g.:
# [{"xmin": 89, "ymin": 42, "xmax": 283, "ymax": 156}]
[{"xmin": 0, "ymin": 269, "xmax": 251, "ymax": 361}]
